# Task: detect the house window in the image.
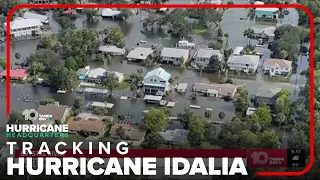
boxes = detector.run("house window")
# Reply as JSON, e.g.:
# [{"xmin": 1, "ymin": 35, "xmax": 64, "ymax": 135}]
[
  {"xmin": 150, "ymin": 79, "xmax": 153, "ymax": 82},
  {"xmin": 154, "ymin": 79, "xmax": 157, "ymax": 82}
]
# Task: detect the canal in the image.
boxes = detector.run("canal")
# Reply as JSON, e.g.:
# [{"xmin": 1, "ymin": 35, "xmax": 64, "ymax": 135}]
[{"xmin": 0, "ymin": 0, "xmax": 305, "ymax": 142}]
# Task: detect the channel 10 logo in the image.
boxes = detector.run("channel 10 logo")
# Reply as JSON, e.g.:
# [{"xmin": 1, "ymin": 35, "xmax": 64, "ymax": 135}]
[{"xmin": 22, "ymin": 109, "xmax": 52, "ymax": 121}]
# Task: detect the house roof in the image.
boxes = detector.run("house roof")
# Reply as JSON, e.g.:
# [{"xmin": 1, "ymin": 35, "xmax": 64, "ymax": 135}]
[
  {"xmin": 4, "ymin": 17, "xmax": 42, "ymax": 30},
  {"xmin": 256, "ymin": 8, "xmax": 279, "ymax": 12},
  {"xmin": 0, "ymin": 69, "xmax": 29, "ymax": 78},
  {"xmin": 233, "ymin": 46, "xmax": 244, "ymax": 55},
  {"xmin": 159, "ymin": 129, "xmax": 190, "ymax": 144},
  {"xmin": 254, "ymin": 1, "xmax": 264, "ymax": 4},
  {"xmin": 84, "ymin": 87, "xmax": 109, "ymax": 94},
  {"xmin": 161, "ymin": 48, "xmax": 189, "ymax": 58},
  {"xmin": 76, "ymin": 68, "xmax": 90, "ymax": 75},
  {"xmin": 126, "ymin": 47, "xmax": 154, "ymax": 60},
  {"xmin": 144, "ymin": 67, "xmax": 171, "ymax": 81},
  {"xmin": 23, "ymin": 11, "xmax": 49, "ymax": 23},
  {"xmin": 176, "ymin": 83, "xmax": 188, "ymax": 90},
  {"xmin": 196, "ymin": 48, "xmax": 221, "ymax": 59},
  {"xmin": 87, "ymin": 68, "xmax": 106, "ymax": 78},
  {"xmin": 263, "ymin": 59, "xmax": 292, "ymax": 69},
  {"xmin": 256, "ymin": 88, "xmax": 282, "ymax": 98},
  {"xmin": 37, "ymin": 104, "xmax": 70, "ymax": 122},
  {"xmin": 263, "ymin": 26, "xmax": 276, "ymax": 36},
  {"xmin": 99, "ymin": 45, "xmax": 125, "ymax": 54},
  {"xmin": 68, "ymin": 113, "xmax": 104, "ymax": 133},
  {"xmin": 193, "ymin": 83, "xmax": 238, "ymax": 96},
  {"xmin": 144, "ymin": 95, "xmax": 162, "ymax": 101},
  {"xmin": 101, "ymin": 8, "xmax": 121, "ymax": 17},
  {"xmin": 109, "ymin": 124, "xmax": 146, "ymax": 141},
  {"xmin": 227, "ymin": 55, "xmax": 260, "ymax": 66}
]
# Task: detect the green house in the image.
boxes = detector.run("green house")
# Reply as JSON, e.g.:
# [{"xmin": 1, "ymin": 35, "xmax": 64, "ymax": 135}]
[{"xmin": 255, "ymin": 8, "xmax": 279, "ymax": 19}]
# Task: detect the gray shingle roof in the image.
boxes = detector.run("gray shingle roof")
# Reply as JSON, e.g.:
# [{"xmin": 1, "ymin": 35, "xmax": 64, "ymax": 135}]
[
  {"xmin": 159, "ymin": 129, "xmax": 190, "ymax": 144},
  {"xmin": 23, "ymin": 11, "xmax": 48, "ymax": 23},
  {"xmin": 227, "ymin": 55, "xmax": 260, "ymax": 65},
  {"xmin": 256, "ymin": 88, "xmax": 282, "ymax": 98},
  {"xmin": 196, "ymin": 48, "xmax": 221, "ymax": 59},
  {"xmin": 161, "ymin": 48, "xmax": 189, "ymax": 58}
]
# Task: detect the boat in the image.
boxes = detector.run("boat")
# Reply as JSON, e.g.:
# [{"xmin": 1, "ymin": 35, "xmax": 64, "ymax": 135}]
[
  {"xmin": 190, "ymin": 105, "xmax": 201, "ymax": 109},
  {"xmin": 57, "ymin": 90, "xmax": 67, "ymax": 94},
  {"xmin": 139, "ymin": 40, "xmax": 148, "ymax": 44}
]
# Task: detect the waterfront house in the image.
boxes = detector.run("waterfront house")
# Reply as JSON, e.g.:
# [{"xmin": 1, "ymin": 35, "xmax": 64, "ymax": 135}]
[
  {"xmin": 254, "ymin": 88, "xmax": 282, "ymax": 106},
  {"xmin": 87, "ymin": 68, "xmax": 106, "ymax": 83},
  {"xmin": 233, "ymin": 46, "xmax": 244, "ymax": 55},
  {"xmin": 23, "ymin": 11, "xmax": 49, "ymax": 24},
  {"xmin": 255, "ymin": 8, "xmax": 279, "ymax": 19},
  {"xmin": 99, "ymin": 45, "xmax": 126, "ymax": 56},
  {"xmin": 143, "ymin": 67, "xmax": 171, "ymax": 95},
  {"xmin": 84, "ymin": 88, "xmax": 109, "ymax": 99},
  {"xmin": 101, "ymin": 8, "xmax": 121, "ymax": 18},
  {"xmin": 193, "ymin": 83, "xmax": 238, "ymax": 98},
  {"xmin": 159, "ymin": 129, "xmax": 190, "ymax": 145},
  {"xmin": 126, "ymin": 47, "xmax": 154, "ymax": 62},
  {"xmin": 0, "ymin": 69, "xmax": 29, "ymax": 81},
  {"xmin": 195, "ymin": 48, "xmax": 223, "ymax": 68},
  {"xmin": 109, "ymin": 124, "xmax": 146, "ymax": 143},
  {"xmin": 76, "ymin": 66, "xmax": 90, "ymax": 80},
  {"xmin": 37, "ymin": 102, "xmax": 71, "ymax": 124},
  {"xmin": 262, "ymin": 58, "xmax": 292, "ymax": 76},
  {"xmin": 176, "ymin": 83, "xmax": 188, "ymax": 93},
  {"xmin": 252, "ymin": 26, "xmax": 276, "ymax": 42},
  {"xmin": 161, "ymin": 48, "xmax": 189, "ymax": 65},
  {"xmin": 4, "ymin": 17, "xmax": 43, "ymax": 41},
  {"xmin": 68, "ymin": 113, "xmax": 104, "ymax": 136},
  {"xmin": 227, "ymin": 55, "xmax": 260, "ymax": 73}
]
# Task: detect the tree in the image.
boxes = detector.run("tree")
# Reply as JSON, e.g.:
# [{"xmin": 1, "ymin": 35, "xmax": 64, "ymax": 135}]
[
  {"xmin": 102, "ymin": 72, "xmax": 119, "ymax": 94},
  {"xmin": 168, "ymin": 78, "xmax": 174, "ymax": 84},
  {"xmin": 208, "ymin": 55, "xmax": 223, "ymax": 72},
  {"xmin": 141, "ymin": 132, "xmax": 166, "ymax": 149},
  {"xmin": 92, "ymin": 107, "xmax": 108, "ymax": 116},
  {"xmin": 178, "ymin": 108, "xmax": 194, "ymax": 127},
  {"xmin": 234, "ymin": 88, "xmax": 250, "ymax": 112},
  {"xmin": 224, "ymin": 33, "xmax": 229, "ymax": 45},
  {"xmin": 218, "ymin": 111, "xmax": 226, "ymax": 120},
  {"xmin": 204, "ymin": 122, "xmax": 216, "ymax": 143},
  {"xmin": 0, "ymin": 58, "xmax": 7, "ymax": 69},
  {"xmin": 142, "ymin": 107, "xmax": 170, "ymax": 132},
  {"xmin": 243, "ymin": 28, "xmax": 254, "ymax": 45},
  {"xmin": 30, "ymin": 61, "xmax": 45, "ymax": 76},
  {"xmin": 55, "ymin": 16, "xmax": 75, "ymax": 29},
  {"xmin": 208, "ymin": 41, "xmax": 223, "ymax": 50},
  {"xmin": 29, "ymin": 49, "xmax": 61, "ymax": 72},
  {"xmin": 14, "ymin": 51, "xmax": 21, "ymax": 61},
  {"xmin": 8, "ymin": 111, "xmax": 27, "ymax": 125},
  {"xmin": 73, "ymin": 96, "xmax": 83, "ymax": 109},
  {"xmin": 204, "ymin": 110, "xmax": 212, "ymax": 119},
  {"xmin": 258, "ymin": 131, "xmax": 280, "ymax": 149},
  {"xmin": 288, "ymin": 128, "xmax": 309, "ymax": 149},
  {"xmin": 120, "ymin": 9, "xmax": 134, "ymax": 21},
  {"xmin": 217, "ymin": 27, "xmax": 224, "ymax": 38},
  {"xmin": 239, "ymin": 130, "xmax": 258, "ymax": 149},
  {"xmin": 104, "ymin": 27, "xmax": 126, "ymax": 48},
  {"xmin": 0, "ymin": 0, "xmax": 18, "ymax": 15},
  {"xmin": 187, "ymin": 116, "xmax": 205, "ymax": 147},
  {"xmin": 65, "ymin": 57, "xmax": 77, "ymax": 70},
  {"xmin": 85, "ymin": 9, "xmax": 99, "ymax": 21},
  {"xmin": 128, "ymin": 72, "xmax": 143, "ymax": 94},
  {"xmin": 275, "ymin": 113, "xmax": 286, "ymax": 129},
  {"xmin": 49, "ymin": 67, "xmax": 76, "ymax": 90},
  {"xmin": 39, "ymin": 98, "xmax": 55, "ymax": 105},
  {"xmin": 254, "ymin": 104, "xmax": 272, "ymax": 128}
]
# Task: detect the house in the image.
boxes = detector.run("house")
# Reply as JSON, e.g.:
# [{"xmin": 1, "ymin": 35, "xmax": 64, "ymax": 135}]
[
  {"xmin": 144, "ymin": 95, "xmax": 162, "ymax": 104},
  {"xmin": 36, "ymin": 103, "xmax": 71, "ymax": 124},
  {"xmin": 4, "ymin": 17, "xmax": 43, "ymax": 40},
  {"xmin": 143, "ymin": 67, "xmax": 171, "ymax": 95},
  {"xmin": 195, "ymin": 48, "xmax": 223, "ymax": 68},
  {"xmin": 0, "ymin": 69, "xmax": 29, "ymax": 81},
  {"xmin": 176, "ymin": 83, "xmax": 188, "ymax": 93},
  {"xmin": 227, "ymin": 55, "xmax": 260, "ymax": 73},
  {"xmin": 68, "ymin": 113, "xmax": 104, "ymax": 136},
  {"xmin": 101, "ymin": 8, "xmax": 122, "ymax": 18},
  {"xmin": 108, "ymin": 71, "xmax": 125, "ymax": 83},
  {"xmin": 253, "ymin": 26, "xmax": 276, "ymax": 42},
  {"xmin": 233, "ymin": 46, "xmax": 244, "ymax": 55},
  {"xmin": 159, "ymin": 129, "xmax": 190, "ymax": 145},
  {"xmin": 178, "ymin": 40, "xmax": 196, "ymax": 49},
  {"xmin": 193, "ymin": 83, "xmax": 238, "ymax": 97},
  {"xmin": 126, "ymin": 47, "xmax": 154, "ymax": 62},
  {"xmin": 255, "ymin": 8, "xmax": 279, "ymax": 19},
  {"xmin": 76, "ymin": 66, "xmax": 90, "ymax": 80},
  {"xmin": 161, "ymin": 48, "xmax": 189, "ymax": 65},
  {"xmin": 84, "ymin": 88, "xmax": 109, "ymax": 99},
  {"xmin": 99, "ymin": 45, "xmax": 125, "ymax": 56},
  {"xmin": 88, "ymin": 101, "xmax": 114, "ymax": 109},
  {"xmin": 254, "ymin": 88, "xmax": 282, "ymax": 106},
  {"xmin": 23, "ymin": 12, "xmax": 49, "ymax": 24},
  {"xmin": 262, "ymin": 59, "xmax": 292, "ymax": 76},
  {"xmin": 109, "ymin": 124, "xmax": 146, "ymax": 142},
  {"xmin": 87, "ymin": 68, "xmax": 106, "ymax": 83}
]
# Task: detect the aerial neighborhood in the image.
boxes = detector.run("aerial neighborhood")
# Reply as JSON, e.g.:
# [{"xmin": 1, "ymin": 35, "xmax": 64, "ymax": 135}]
[{"xmin": 0, "ymin": 0, "xmax": 318, "ymax": 177}]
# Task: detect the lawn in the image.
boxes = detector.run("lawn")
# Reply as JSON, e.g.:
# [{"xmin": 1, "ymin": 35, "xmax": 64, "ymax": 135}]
[{"xmin": 193, "ymin": 28, "xmax": 209, "ymax": 35}]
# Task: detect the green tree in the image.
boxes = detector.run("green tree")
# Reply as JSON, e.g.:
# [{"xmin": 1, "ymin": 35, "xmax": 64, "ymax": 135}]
[
  {"xmin": 39, "ymin": 98, "xmax": 55, "ymax": 105},
  {"xmin": 65, "ymin": 56, "xmax": 77, "ymax": 70},
  {"xmin": 204, "ymin": 110, "xmax": 212, "ymax": 119},
  {"xmin": 234, "ymin": 88, "xmax": 250, "ymax": 112},
  {"xmin": 141, "ymin": 132, "xmax": 166, "ymax": 149},
  {"xmin": 208, "ymin": 55, "xmax": 223, "ymax": 72},
  {"xmin": 243, "ymin": 28, "xmax": 254, "ymax": 45},
  {"xmin": 204, "ymin": 122, "xmax": 216, "ymax": 143},
  {"xmin": 187, "ymin": 116, "xmax": 205, "ymax": 147},
  {"xmin": 104, "ymin": 27, "xmax": 126, "ymax": 48},
  {"xmin": 85, "ymin": 9, "xmax": 99, "ymax": 21},
  {"xmin": 178, "ymin": 108, "xmax": 194, "ymax": 127},
  {"xmin": 0, "ymin": 0, "xmax": 18, "ymax": 15},
  {"xmin": 102, "ymin": 72, "xmax": 119, "ymax": 94},
  {"xmin": 120, "ymin": 9, "xmax": 134, "ymax": 21},
  {"xmin": 0, "ymin": 58, "xmax": 7, "ymax": 69},
  {"xmin": 217, "ymin": 27, "xmax": 224, "ymax": 37},
  {"xmin": 14, "ymin": 51, "xmax": 21, "ymax": 61},
  {"xmin": 73, "ymin": 96, "xmax": 83, "ymax": 109},
  {"xmin": 129, "ymin": 72, "xmax": 143, "ymax": 94},
  {"xmin": 49, "ymin": 67, "xmax": 76, "ymax": 90},
  {"xmin": 239, "ymin": 130, "xmax": 258, "ymax": 149},
  {"xmin": 258, "ymin": 131, "xmax": 280, "ymax": 149},
  {"xmin": 142, "ymin": 107, "xmax": 170, "ymax": 132},
  {"xmin": 254, "ymin": 104, "xmax": 272, "ymax": 128},
  {"xmin": 8, "ymin": 111, "xmax": 27, "ymax": 125},
  {"xmin": 29, "ymin": 49, "xmax": 61, "ymax": 72},
  {"xmin": 288, "ymin": 128, "xmax": 309, "ymax": 149},
  {"xmin": 275, "ymin": 113, "xmax": 286, "ymax": 129},
  {"xmin": 30, "ymin": 61, "xmax": 45, "ymax": 76},
  {"xmin": 55, "ymin": 16, "xmax": 75, "ymax": 29},
  {"xmin": 218, "ymin": 111, "xmax": 226, "ymax": 120}
]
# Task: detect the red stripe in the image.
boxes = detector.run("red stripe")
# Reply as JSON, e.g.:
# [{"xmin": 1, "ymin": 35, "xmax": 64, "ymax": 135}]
[{"xmin": 15, "ymin": 149, "xmax": 246, "ymax": 158}]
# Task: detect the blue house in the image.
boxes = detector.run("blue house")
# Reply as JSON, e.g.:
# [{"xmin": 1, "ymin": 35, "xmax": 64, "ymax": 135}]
[
  {"xmin": 76, "ymin": 66, "xmax": 90, "ymax": 80},
  {"xmin": 143, "ymin": 67, "xmax": 171, "ymax": 95},
  {"xmin": 255, "ymin": 8, "xmax": 279, "ymax": 19}
]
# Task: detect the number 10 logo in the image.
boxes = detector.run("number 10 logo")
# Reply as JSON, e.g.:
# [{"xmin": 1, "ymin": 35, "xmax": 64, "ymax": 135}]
[
  {"xmin": 22, "ymin": 109, "xmax": 39, "ymax": 121},
  {"xmin": 251, "ymin": 151, "xmax": 269, "ymax": 165}
]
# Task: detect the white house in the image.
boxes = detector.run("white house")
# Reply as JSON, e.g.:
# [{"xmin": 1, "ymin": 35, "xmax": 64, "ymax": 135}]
[
  {"xmin": 126, "ymin": 47, "xmax": 154, "ymax": 61},
  {"xmin": 262, "ymin": 58, "xmax": 292, "ymax": 76},
  {"xmin": 101, "ymin": 8, "xmax": 121, "ymax": 18},
  {"xmin": 4, "ymin": 17, "xmax": 43, "ymax": 41},
  {"xmin": 99, "ymin": 45, "xmax": 126, "ymax": 56},
  {"xmin": 233, "ymin": 46, "xmax": 244, "ymax": 55},
  {"xmin": 193, "ymin": 83, "xmax": 238, "ymax": 98},
  {"xmin": 195, "ymin": 48, "xmax": 223, "ymax": 68},
  {"xmin": 143, "ymin": 67, "xmax": 171, "ymax": 95},
  {"xmin": 227, "ymin": 55, "xmax": 260, "ymax": 73},
  {"xmin": 87, "ymin": 68, "xmax": 106, "ymax": 84},
  {"xmin": 161, "ymin": 48, "xmax": 189, "ymax": 65},
  {"xmin": 23, "ymin": 11, "xmax": 49, "ymax": 24}
]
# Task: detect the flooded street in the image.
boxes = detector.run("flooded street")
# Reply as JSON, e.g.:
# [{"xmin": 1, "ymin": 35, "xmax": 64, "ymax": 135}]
[{"xmin": 0, "ymin": 0, "xmax": 306, "ymax": 141}]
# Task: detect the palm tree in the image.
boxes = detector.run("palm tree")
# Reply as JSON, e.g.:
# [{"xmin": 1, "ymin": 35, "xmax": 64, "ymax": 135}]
[
  {"xmin": 243, "ymin": 28, "xmax": 255, "ymax": 45},
  {"xmin": 218, "ymin": 111, "xmax": 225, "ymax": 121},
  {"xmin": 102, "ymin": 72, "xmax": 119, "ymax": 95},
  {"xmin": 224, "ymin": 33, "xmax": 229, "ymax": 45}
]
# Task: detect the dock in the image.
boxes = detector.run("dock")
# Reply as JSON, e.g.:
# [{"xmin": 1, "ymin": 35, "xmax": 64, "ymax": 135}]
[
  {"xmin": 190, "ymin": 105, "xmax": 201, "ymax": 109},
  {"xmin": 57, "ymin": 90, "xmax": 67, "ymax": 94}
]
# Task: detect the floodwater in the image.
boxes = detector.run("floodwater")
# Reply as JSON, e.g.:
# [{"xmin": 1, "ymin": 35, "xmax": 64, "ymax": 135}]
[{"xmin": 0, "ymin": 0, "xmax": 305, "ymax": 142}]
